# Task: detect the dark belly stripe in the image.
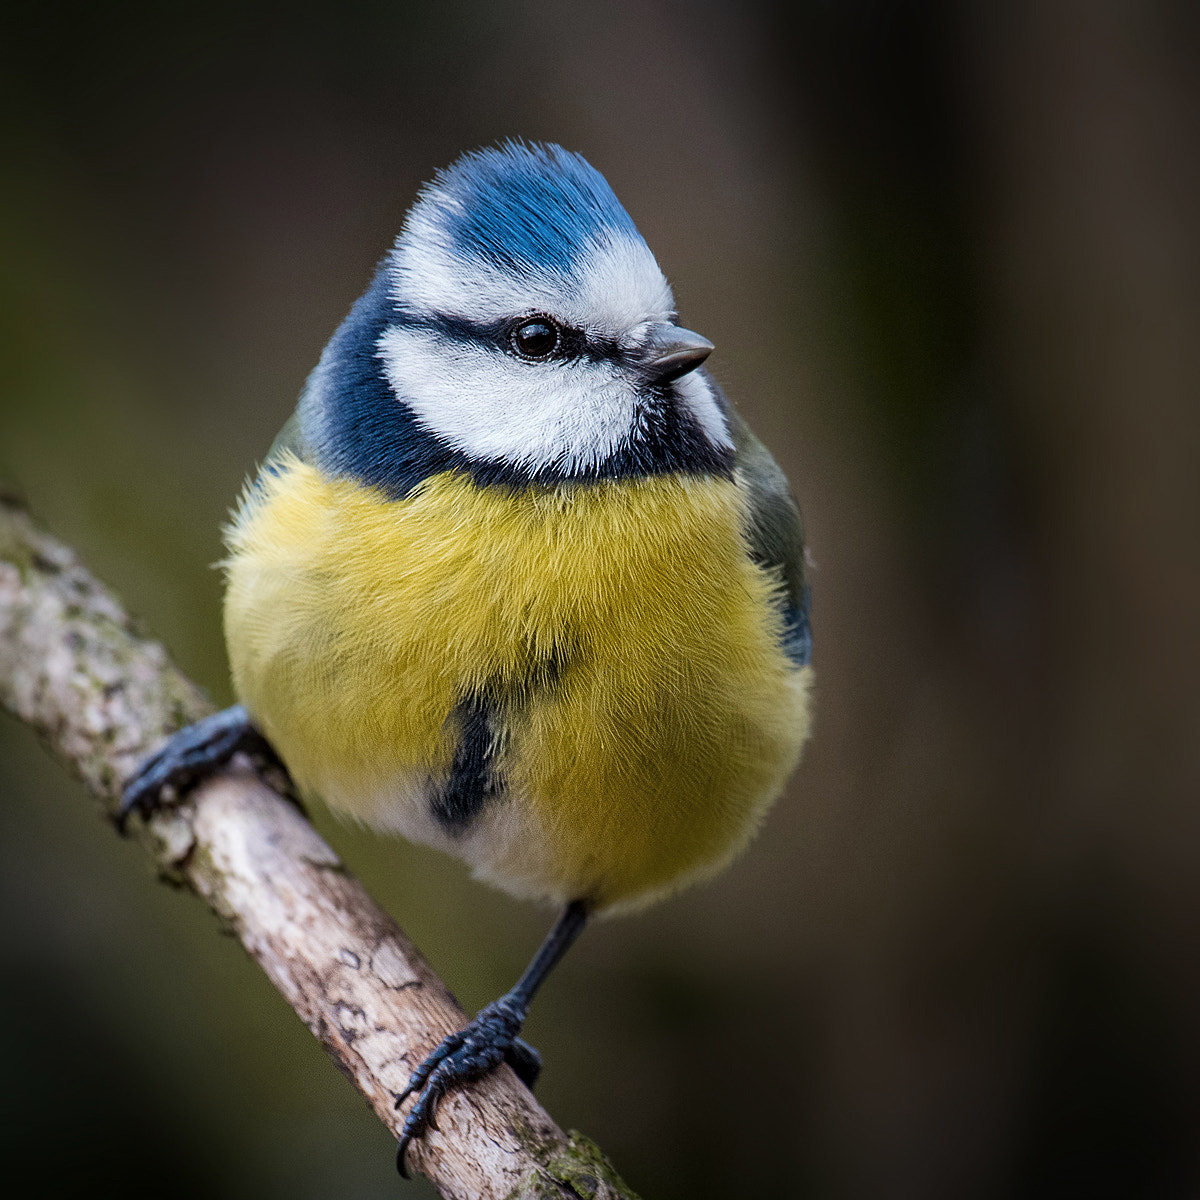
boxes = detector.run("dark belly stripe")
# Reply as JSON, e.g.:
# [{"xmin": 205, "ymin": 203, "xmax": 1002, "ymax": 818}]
[
  {"xmin": 430, "ymin": 640, "xmax": 574, "ymax": 833},
  {"xmin": 432, "ymin": 692, "xmax": 500, "ymax": 832}
]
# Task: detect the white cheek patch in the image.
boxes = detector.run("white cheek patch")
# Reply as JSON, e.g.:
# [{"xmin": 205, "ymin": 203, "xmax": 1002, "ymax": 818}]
[
  {"xmin": 392, "ymin": 218, "xmax": 675, "ymax": 336},
  {"xmin": 674, "ymin": 370, "xmax": 734, "ymax": 452},
  {"xmin": 377, "ymin": 325, "xmax": 639, "ymax": 473}
]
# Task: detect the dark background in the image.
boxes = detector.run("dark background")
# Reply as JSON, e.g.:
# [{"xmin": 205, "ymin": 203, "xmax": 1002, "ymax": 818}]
[{"xmin": 2, "ymin": 2, "xmax": 1199, "ymax": 1197}]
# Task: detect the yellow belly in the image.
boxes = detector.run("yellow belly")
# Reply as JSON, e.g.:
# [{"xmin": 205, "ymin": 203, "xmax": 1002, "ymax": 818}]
[{"xmin": 223, "ymin": 456, "xmax": 812, "ymax": 912}]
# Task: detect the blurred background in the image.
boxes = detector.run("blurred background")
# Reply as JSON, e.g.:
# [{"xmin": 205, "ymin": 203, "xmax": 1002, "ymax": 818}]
[{"xmin": 2, "ymin": 1, "xmax": 1198, "ymax": 1196}]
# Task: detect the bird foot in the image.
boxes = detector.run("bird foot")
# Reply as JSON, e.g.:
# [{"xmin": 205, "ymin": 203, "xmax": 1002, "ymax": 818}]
[
  {"xmin": 117, "ymin": 704, "xmax": 296, "ymax": 831},
  {"xmin": 394, "ymin": 995, "xmax": 538, "ymax": 1177}
]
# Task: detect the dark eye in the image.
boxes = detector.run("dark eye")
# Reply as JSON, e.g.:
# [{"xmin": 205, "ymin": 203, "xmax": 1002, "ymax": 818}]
[{"xmin": 511, "ymin": 318, "xmax": 559, "ymax": 359}]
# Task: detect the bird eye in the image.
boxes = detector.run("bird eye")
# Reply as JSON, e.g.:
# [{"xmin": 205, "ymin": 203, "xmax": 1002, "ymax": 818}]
[{"xmin": 511, "ymin": 318, "xmax": 559, "ymax": 360}]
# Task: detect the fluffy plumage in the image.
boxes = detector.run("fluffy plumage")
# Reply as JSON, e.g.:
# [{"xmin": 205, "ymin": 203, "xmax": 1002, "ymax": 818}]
[
  {"xmin": 226, "ymin": 457, "xmax": 809, "ymax": 911},
  {"xmin": 224, "ymin": 140, "xmax": 813, "ymax": 914}
]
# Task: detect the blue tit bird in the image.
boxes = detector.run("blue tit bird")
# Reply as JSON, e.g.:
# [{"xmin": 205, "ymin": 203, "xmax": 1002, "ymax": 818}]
[{"xmin": 121, "ymin": 141, "xmax": 813, "ymax": 1174}]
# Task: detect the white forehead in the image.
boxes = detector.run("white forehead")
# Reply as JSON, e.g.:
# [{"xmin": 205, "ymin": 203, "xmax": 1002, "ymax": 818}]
[{"xmin": 389, "ymin": 210, "xmax": 676, "ymax": 336}]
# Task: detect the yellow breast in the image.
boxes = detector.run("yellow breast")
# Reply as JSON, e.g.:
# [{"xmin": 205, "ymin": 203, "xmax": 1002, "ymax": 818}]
[{"xmin": 223, "ymin": 456, "xmax": 811, "ymax": 911}]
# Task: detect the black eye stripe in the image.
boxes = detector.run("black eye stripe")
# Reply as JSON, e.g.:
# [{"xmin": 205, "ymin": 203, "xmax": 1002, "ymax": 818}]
[{"xmin": 390, "ymin": 307, "xmax": 619, "ymax": 364}]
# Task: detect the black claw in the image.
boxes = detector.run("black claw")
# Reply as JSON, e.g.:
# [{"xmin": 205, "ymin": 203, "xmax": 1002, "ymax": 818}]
[
  {"xmin": 393, "ymin": 995, "xmax": 531, "ymax": 1175},
  {"xmin": 117, "ymin": 704, "xmax": 291, "ymax": 832},
  {"xmin": 396, "ymin": 1134, "xmax": 413, "ymax": 1179}
]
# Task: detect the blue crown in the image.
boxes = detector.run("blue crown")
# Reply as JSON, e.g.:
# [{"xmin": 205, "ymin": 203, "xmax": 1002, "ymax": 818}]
[{"xmin": 416, "ymin": 141, "xmax": 644, "ymax": 272}]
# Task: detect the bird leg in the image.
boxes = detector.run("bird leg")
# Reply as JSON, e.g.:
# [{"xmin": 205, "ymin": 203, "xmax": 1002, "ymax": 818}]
[
  {"xmin": 395, "ymin": 898, "xmax": 590, "ymax": 1177},
  {"xmin": 117, "ymin": 703, "xmax": 295, "ymax": 831}
]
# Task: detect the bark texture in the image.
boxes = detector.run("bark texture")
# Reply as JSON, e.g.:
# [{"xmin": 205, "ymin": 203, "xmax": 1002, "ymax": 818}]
[{"xmin": 0, "ymin": 490, "xmax": 640, "ymax": 1200}]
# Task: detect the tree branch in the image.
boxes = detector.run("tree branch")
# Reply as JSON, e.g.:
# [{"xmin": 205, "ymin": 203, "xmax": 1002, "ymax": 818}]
[{"xmin": 0, "ymin": 489, "xmax": 640, "ymax": 1200}]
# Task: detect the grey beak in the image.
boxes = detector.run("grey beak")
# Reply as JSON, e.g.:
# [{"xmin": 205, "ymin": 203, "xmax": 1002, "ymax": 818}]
[{"xmin": 640, "ymin": 323, "xmax": 715, "ymax": 384}]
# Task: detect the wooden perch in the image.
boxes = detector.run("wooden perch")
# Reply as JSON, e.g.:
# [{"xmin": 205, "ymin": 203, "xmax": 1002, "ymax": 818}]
[{"xmin": 0, "ymin": 489, "xmax": 640, "ymax": 1200}]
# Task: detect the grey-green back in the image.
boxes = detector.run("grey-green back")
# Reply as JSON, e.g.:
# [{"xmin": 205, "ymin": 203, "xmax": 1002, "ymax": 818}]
[{"xmin": 725, "ymin": 400, "xmax": 811, "ymax": 667}]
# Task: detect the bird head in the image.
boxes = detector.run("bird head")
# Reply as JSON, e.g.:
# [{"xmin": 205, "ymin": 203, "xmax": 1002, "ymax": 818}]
[{"xmin": 301, "ymin": 142, "xmax": 734, "ymax": 494}]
